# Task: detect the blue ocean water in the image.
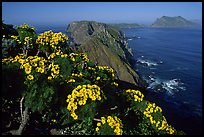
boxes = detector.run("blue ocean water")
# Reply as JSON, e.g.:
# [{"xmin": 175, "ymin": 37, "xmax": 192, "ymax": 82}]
[
  {"xmin": 121, "ymin": 28, "xmax": 202, "ymax": 135},
  {"xmin": 35, "ymin": 25, "xmax": 68, "ymax": 34}
]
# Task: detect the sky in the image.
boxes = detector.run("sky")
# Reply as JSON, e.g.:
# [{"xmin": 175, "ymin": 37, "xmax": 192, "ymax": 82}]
[{"xmin": 2, "ymin": 2, "xmax": 202, "ymax": 27}]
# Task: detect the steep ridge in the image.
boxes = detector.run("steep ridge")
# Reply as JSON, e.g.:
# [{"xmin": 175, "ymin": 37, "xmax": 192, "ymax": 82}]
[{"xmin": 66, "ymin": 21, "xmax": 145, "ymax": 87}]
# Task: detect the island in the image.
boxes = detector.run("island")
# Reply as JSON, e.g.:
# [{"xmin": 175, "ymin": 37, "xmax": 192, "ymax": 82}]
[{"xmin": 151, "ymin": 16, "xmax": 199, "ymax": 28}]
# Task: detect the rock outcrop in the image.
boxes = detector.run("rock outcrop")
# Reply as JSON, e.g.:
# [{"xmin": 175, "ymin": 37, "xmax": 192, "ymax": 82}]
[{"xmin": 66, "ymin": 21, "xmax": 143, "ymax": 86}]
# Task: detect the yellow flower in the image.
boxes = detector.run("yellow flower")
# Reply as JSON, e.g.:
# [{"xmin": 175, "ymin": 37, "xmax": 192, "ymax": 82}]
[
  {"xmin": 39, "ymin": 67, "xmax": 45, "ymax": 73},
  {"xmin": 96, "ymin": 77, "xmax": 100, "ymax": 80},
  {"xmin": 68, "ymin": 79, "xmax": 75, "ymax": 83},
  {"xmin": 95, "ymin": 127, "xmax": 99, "ymax": 132},
  {"xmin": 67, "ymin": 95, "xmax": 72, "ymax": 99},
  {"xmin": 23, "ymin": 63, "xmax": 30, "ymax": 68},
  {"xmin": 113, "ymin": 82, "xmax": 118, "ymax": 87},
  {"xmin": 25, "ymin": 67, "xmax": 32, "ymax": 74},
  {"xmin": 107, "ymin": 119, "xmax": 111, "ymax": 123},
  {"xmin": 91, "ymin": 96, "xmax": 96, "ymax": 101},
  {"xmin": 52, "ymin": 119, "xmax": 57, "ymax": 123},
  {"xmin": 97, "ymin": 96, "xmax": 101, "ymax": 101},
  {"xmin": 97, "ymin": 122, "xmax": 101, "ymax": 127},
  {"xmin": 73, "ymin": 115, "xmax": 78, "ymax": 120},
  {"xmin": 18, "ymin": 59, "xmax": 25, "ymax": 64},
  {"xmin": 48, "ymin": 76, "xmax": 52, "ymax": 80},
  {"xmin": 101, "ymin": 119, "xmax": 106, "ymax": 124},
  {"xmin": 78, "ymin": 100, "xmax": 83, "ymax": 106},
  {"xmin": 27, "ymin": 74, "xmax": 34, "ymax": 80},
  {"xmin": 39, "ymin": 61, "xmax": 45, "ymax": 66}
]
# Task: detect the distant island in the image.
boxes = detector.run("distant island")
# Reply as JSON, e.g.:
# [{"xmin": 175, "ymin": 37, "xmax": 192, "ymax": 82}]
[
  {"xmin": 151, "ymin": 16, "xmax": 200, "ymax": 28},
  {"xmin": 108, "ymin": 23, "xmax": 144, "ymax": 29}
]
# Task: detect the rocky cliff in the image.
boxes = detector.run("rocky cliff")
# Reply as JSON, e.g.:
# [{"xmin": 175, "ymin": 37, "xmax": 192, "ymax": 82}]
[{"xmin": 66, "ymin": 21, "xmax": 144, "ymax": 86}]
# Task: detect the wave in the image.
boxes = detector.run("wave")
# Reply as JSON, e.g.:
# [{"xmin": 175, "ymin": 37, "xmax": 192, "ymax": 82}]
[
  {"xmin": 136, "ymin": 59, "xmax": 162, "ymax": 67},
  {"xmin": 145, "ymin": 76, "xmax": 186, "ymax": 95},
  {"xmin": 167, "ymin": 67, "xmax": 189, "ymax": 72},
  {"xmin": 162, "ymin": 79, "xmax": 186, "ymax": 95},
  {"xmin": 126, "ymin": 35, "xmax": 141, "ymax": 40}
]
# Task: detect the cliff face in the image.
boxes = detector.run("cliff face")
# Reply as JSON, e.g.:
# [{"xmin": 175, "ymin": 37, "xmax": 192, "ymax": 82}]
[
  {"xmin": 151, "ymin": 16, "xmax": 199, "ymax": 28},
  {"xmin": 66, "ymin": 21, "xmax": 142, "ymax": 86}
]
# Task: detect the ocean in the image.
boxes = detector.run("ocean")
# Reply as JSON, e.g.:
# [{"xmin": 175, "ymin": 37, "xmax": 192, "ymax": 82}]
[
  {"xmin": 121, "ymin": 27, "xmax": 202, "ymax": 135},
  {"xmin": 35, "ymin": 25, "xmax": 202, "ymax": 135},
  {"xmin": 35, "ymin": 25, "xmax": 68, "ymax": 34}
]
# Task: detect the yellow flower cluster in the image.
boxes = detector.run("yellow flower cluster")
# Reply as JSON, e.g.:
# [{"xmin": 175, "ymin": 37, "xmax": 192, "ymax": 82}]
[
  {"xmin": 18, "ymin": 23, "xmax": 35, "ymax": 30},
  {"xmin": 11, "ymin": 35, "xmax": 33, "ymax": 45},
  {"xmin": 125, "ymin": 89, "xmax": 144, "ymax": 102},
  {"xmin": 2, "ymin": 53, "xmax": 25, "ymax": 64},
  {"xmin": 48, "ymin": 63, "xmax": 60, "ymax": 79},
  {"xmin": 66, "ymin": 84, "xmax": 102, "ymax": 120},
  {"xmin": 11, "ymin": 35, "xmax": 21, "ymax": 44},
  {"xmin": 68, "ymin": 52, "xmax": 90, "ymax": 62},
  {"xmin": 159, "ymin": 117, "xmax": 175, "ymax": 134},
  {"xmin": 112, "ymin": 82, "xmax": 119, "ymax": 87},
  {"xmin": 67, "ymin": 79, "xmax": 76, "ymax": 83},
  {"xmin": 25, "ymin": 56, "xmax": 47, "ymax": 74},
  {"xmin": 71, "ymin": 72, "xmax": 83, "ymax": 78},
  {"xmin": 24, "ymin": 36, "xmax": 33, "ymax": 45},
  {"xmin": 88, "ymin": 66, "xmax": 96, "ymax": 71},
  {"xmin": 143, "ymin": 102, "xmax": 175, "ymax": 134},
  {"xmin": 36, "ymin": 30, "xmax": 68, "ymax": 50},
  {"xmin": 87, "ymin": 65, "xmax": 116, "ymax": 81},
  {"xmin": 47, "ymin": 49, "xmax": 64, "ymax": 60},
  {"xmin": 69, "ymin": 53, "xmax": 77, "ymax": 62},
  {"xmin": 2, "ymin": 54, "xmax": 48, "ymax": 80},
  {"xmin": 80, "ymin": 53, "xmax": 89, "ymax": 62},
  {"xmin": 96, "ymin": 66, "xmax": 116, "ymax": 78},
  {"xmin": 2, "ymin": 53, "xmax": 63, "ymax": 81},
  {"xmin": 47, "ymin": 52, "xmax": 89, "ymax": 63},
  {"xmin": 95, "ymin": 116, "xmax": 123, "ymax": 135}
]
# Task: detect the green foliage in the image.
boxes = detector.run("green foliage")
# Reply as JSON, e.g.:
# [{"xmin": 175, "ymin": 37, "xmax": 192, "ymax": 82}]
[
  {"xmin": 97, "ymin": 123, "xmax": 115, "ymax": 135},
  {"xmin": 76, "ymin": 101, "xmax": 97, "ymax": 121},
  {"xmin": 16, "ymin": 23, "xmax": 37, "ymax": 43},
  {"xmin": 53, "ymin": 56, "xmax": 73, "ymax": 80},
  {"xmin": 2, "ymin": 38, "xmax": 17, "ymax": 57},
  {"xmin": 1, "ymin": 23, "xmax": 184, "ymax": 135},
  {"xmin": 24, "ymin": 81, "xmax": 56, "ymax": 112}
]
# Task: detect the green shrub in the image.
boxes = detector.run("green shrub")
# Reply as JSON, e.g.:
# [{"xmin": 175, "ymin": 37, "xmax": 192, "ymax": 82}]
[{"xmin": 2, "ymin": 23, "xmax": 184, "ymax": 135}]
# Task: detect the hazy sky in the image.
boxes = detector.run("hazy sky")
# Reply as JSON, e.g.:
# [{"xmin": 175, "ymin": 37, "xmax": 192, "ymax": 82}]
[{"xmin": 2, "ymin": 2, "xmax": 202, "ymax": 27}]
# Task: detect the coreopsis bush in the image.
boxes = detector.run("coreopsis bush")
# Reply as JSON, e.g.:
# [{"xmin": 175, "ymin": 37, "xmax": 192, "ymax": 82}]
[
  {"xmin": 2, "ymin": 23, "xmax": 184, "ymax": 135},
  {"xmin": 95, "ymin": 116, "xmax": 123, "ymax": 135}
]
